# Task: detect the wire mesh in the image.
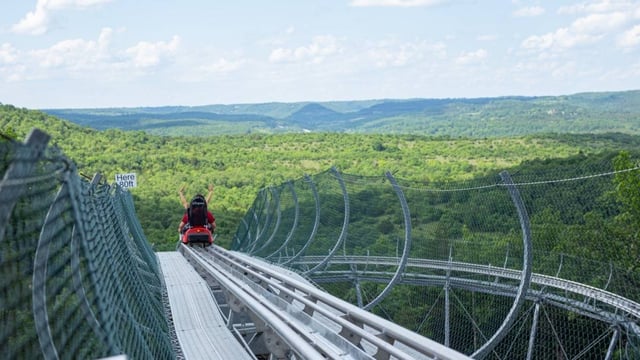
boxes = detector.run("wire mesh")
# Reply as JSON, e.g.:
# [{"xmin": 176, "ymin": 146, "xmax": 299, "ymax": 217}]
[
  {"xmin": 232, "ymin": 152, "xmax": 640, "ymax": 359},
  {"xmin": 1, "ymin": 130, "xmax": 175, "ymax": 359}
]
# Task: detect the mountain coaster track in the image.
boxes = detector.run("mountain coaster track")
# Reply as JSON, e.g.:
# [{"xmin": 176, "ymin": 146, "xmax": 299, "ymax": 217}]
[
  {"xmin": 179, "ymin": 244, "xmax": 470, "ymax": 360},
  {"xmin": 282, "ymin": 255, "xmax": 640, "ymax": 340}
]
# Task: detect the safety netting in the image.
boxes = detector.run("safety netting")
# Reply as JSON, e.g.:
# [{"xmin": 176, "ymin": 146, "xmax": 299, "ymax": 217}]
[
  {"xmin": 0, "ymin": 129, "xmax": 175, "ymax": 359},
  {"xmin": 233, "ymin": 154, "xmax": 640, "ymax": 359}
]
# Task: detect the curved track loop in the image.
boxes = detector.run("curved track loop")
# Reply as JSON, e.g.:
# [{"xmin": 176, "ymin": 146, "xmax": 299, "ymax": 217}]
[{"xmin": 296, "ymin": 255, "xmax": 640, "ymax": 335}]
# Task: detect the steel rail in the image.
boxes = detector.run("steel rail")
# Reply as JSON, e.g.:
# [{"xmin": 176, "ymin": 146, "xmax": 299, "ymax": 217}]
[
  {"xmin": 287, "ymin": 255, "xmax": 640, "ymax": 322},
  {"xmin": 195, "ymin": 245, "xmax": 471, "ymax": 360},
  {"xmin": 180, "ymin": 244, "xmax": 329, "ymax": 360},
  {"xmin": 310, "ymin": 271, "xmax": 640, "ymax": 333}
]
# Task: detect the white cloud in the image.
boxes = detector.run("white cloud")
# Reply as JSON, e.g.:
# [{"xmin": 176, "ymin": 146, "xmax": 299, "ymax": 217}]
[
  {"xmin": 12, "ymin": 0, "xmax": 113, "ymax": 35},
  {"xmin": 200, "ymin": 58, "xmax": 243, "ymax": 74},
  {"xmin": 571, "ymin": 12, "xmax": 629, "ymax": 33},
  {"xmin": 0, "ymin": 28, "xmax": 183, "ymax": 84},
  {"xmin": 12, "ymin": 3, "xmax": 50, "ymax": 35},
  {"xmin": 521, "ymin": 1, "xmax": 640, "ymax": 53},
  {"xmin": 32, "ymin": 39, "xmax": 97, "ymax": 68},
  {"xmin": 125, "ymin": 36, "xmax": 181, "ymax": 68},
  {"xmin": 455, "ymin": 49, "xmax": 488, "ymax": 65},
  {"xmin": 349, "ymin": 0, "xmax": 445, "ymax": 7},
  {"xmin": 46, "ymin": 0, "xmax": 113, "ymax": 9},
  {"xmin": 29, "ymin": 27, "xmax": 112, "ymax": 70},
  {"xmin": 520, "ymin": 10, "xmax": 634, "ymax": 52},
  {"xmin": 366, "ymin": 40, "xmax": 446, "ymax": 68},
  {"xmin": 558, "ymin": 0, "xmax": 636, "ymax": 15},
  {"xmin": 368, "ymin": 46, "xmax": 411, "ymax": 67},
  {"xmin": 269, "ymin": 36, "xmax": 340, "ymax": 63},
  {"xmin": 617, "ymin": 24, "xmax": 640, "ymax": 48},
  {"xmin": 268, "ymin": 48, "xmax": 292, "ymax": 63},
  {"xmin": 521, "ymin": 27, "xmax": 602, "ymax": 50},
  {"xmin": 0, "ymin": 44, "xmax": 19, "ymax": 64},
  {"xmin": 513, "ymin": 6, "xmax": 545, "ymax": 17}
]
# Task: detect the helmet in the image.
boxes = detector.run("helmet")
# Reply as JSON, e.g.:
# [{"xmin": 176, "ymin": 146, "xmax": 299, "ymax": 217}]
[{"xmin": 191, "ymin": 194, "xmax": 206, "ymax": 206}]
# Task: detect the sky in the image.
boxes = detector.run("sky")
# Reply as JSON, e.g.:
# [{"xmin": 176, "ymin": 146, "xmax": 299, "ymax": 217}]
[{"xmin": 1, "ymin": 0, "xmax": 639, "ymax": 109}]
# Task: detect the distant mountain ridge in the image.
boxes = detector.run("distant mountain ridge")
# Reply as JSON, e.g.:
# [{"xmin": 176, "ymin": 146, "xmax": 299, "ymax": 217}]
[{"xmin": 41, "ymin": 90, "xmax": 640, "ymax": 137}]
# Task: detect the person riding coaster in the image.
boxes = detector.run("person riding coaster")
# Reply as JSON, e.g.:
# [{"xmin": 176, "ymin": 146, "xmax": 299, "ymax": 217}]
[{"xmin": 179, "ymin": 191, "xmax": 216, "ymax": 246}]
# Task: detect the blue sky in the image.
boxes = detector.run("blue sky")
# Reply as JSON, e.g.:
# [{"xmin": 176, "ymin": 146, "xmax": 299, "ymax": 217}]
[{"xmin": 1, "ymin": 0, "xmax": 639, "ymax": 109}]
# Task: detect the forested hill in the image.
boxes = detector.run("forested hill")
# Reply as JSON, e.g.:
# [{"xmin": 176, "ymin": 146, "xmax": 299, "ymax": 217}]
[
  {"xmin": 3, "ymin": 102, "xmax": 640, "ymax": 251},
  {"xmin": 41, "ymin": 90, "xmax": 640, "ymax": 137}
]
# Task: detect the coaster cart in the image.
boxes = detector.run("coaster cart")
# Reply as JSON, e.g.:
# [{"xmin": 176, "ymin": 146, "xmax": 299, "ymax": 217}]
[{"xmin": 181, "ymin": 226, "xmax": 213, "ymax": 247}]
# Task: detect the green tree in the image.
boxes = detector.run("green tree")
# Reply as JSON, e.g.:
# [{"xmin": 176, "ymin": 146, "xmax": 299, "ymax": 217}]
[
  {"xmin": 613, "ymin": 151, "xmax": 640, "ymax": 272},
  {"xmin": 1, "ymin": 126, "xmax": 18, "ymax": 141}
]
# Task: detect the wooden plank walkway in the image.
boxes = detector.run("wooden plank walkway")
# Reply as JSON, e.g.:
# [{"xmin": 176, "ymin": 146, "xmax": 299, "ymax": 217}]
[{"xmin": 156, "ymin": 251, "xmax": 254, "ymax": 360}]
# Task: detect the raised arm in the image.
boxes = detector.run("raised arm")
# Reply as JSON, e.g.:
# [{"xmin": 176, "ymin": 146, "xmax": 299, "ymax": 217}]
[
  {"xmin": 205, "ymin": 183, "xmax": 214, "ymax": 204},
  {"xmin": 178, "ymin": 185, "xmax": 188, "ymax": 209}
]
